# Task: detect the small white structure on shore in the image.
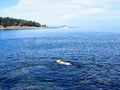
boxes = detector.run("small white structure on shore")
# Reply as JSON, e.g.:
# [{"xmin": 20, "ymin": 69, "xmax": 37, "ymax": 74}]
[
  {"xmin": 56, "ymin": 60, "xmax": 72, "ymax": 66},
  {"xmin": 61, "ymin": 25, "xmax": 69, "ymax": 29}
]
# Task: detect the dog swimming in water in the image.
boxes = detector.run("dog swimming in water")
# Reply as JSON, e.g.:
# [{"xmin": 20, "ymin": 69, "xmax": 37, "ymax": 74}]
[{"xmin": 56, "ymin": 60, "xmax": 72, "ymax": 66}]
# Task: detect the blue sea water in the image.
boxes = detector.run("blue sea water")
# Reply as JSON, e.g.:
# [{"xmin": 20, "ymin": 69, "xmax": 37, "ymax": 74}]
[{"xmin": 0, "ymin": 27, "xmax": 120, "ymax": 90}]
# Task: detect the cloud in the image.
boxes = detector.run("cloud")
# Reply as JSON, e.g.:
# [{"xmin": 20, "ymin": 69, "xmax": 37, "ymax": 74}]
[
  {"xmin": 0, "ymin": 0, "xmax": 120, "ymax": 26},
  {"xmin": 98, "ymin": 10, "xmax": 120, "ymax": 20}
]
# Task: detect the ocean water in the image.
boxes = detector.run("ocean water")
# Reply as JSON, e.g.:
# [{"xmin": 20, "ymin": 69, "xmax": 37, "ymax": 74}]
[{"xmin": 0, "ymin": 27, "xmax": 120, "ymax": 90}]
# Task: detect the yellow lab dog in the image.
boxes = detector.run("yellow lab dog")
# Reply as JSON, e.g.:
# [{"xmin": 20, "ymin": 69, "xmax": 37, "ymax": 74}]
[{"xmin": 56, "ymin": 60, "xmax": 72, "ymax": 66}]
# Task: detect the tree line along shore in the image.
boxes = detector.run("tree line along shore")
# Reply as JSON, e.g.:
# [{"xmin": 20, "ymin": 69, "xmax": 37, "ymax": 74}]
[{"xmin": 0, "ymin": 17, "xmax": 47, "ymax": 29}]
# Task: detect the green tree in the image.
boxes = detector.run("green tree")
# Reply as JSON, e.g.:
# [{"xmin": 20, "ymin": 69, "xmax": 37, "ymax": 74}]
[{"xmin": 0, "ymin": 17, "xmax": 45, "ymax": 28}]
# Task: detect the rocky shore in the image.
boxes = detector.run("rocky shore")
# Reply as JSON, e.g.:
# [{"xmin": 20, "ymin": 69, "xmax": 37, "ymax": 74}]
[{"xmin": 0, "ymin": 25, "xmax": 47, "ymax": 30}]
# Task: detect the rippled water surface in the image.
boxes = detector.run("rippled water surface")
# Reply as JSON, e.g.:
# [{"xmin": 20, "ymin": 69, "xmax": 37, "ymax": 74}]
[{"xmin": 0, "ymin": 28, "xmax": 120, "ymax": 90}]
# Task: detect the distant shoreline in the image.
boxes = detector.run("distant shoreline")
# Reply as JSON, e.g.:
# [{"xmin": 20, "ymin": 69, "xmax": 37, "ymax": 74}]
[{"xmin": 0, "ymin": 26, "xmax": 47, "ymax": 30}]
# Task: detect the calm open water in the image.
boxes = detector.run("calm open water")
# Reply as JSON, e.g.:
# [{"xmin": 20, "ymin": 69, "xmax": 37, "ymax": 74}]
[{"xmin": 0, "ymin": 27, "xmax": 120, "ymax": 90}]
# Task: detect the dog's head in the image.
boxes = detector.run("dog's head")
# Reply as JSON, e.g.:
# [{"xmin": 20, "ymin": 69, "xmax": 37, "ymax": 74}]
[{"xmin": 56, "ymin": 60, "xmax": 63, "ymax": 64}]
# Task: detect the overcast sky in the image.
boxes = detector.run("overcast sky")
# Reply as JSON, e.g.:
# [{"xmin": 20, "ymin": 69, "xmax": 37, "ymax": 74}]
[{"xmin": 0, "ymin": 0, "xmax": 120, "ymax": 26}]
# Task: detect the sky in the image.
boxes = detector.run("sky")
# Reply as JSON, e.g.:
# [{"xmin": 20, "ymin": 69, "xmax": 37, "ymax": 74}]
[{"xmin": 0, "ymin": 0, "xmax": 120, "ymax": 26}]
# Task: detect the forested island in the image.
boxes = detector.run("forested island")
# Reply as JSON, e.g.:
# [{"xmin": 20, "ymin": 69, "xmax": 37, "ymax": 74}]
[{"xmin": 0, "ymin": 17, "xmax": 47, "ymax": 29}]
